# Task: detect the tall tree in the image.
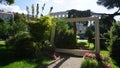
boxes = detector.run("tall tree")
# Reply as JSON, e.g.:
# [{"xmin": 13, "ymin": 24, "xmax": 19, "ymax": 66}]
[
  {"xmin": 32, "ymin": 4, "xmax": 34, "ymax": 18},
  {"xmin": 49, "ymin": 7, "xmax": 53, "ymax": 13},
  {"xmin": 26, "ymin": 6, "xmax": 29, "ymax": 19},
  {"xmin": 36, "ymin": 3, "xmax": 39, "ymax": 18},
  {"xmin": 0, "ymin": 0, "xmax": 14, "ymax": 5},
  {"xmin": 41, "ymin": 3, "xmax": 46, "ymax": 16}
]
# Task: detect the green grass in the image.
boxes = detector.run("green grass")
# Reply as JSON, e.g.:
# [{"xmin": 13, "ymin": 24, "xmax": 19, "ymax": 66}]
[
  {"xmin": 77, "ymin": 40, "xmax": 94, "ymax": 50},
  {"xmin": 0, "ymin": 41, "xmax": 52, "ymax": 68},
  {"xmin": 2, "ymin": 60, "xmax": 36, "ymax": 68},
  {"xmin": 0, "ymin": 41, "xmax": 6, "ymax": 49},
  {"xmin": 100, "ymin": 50, "xmax": 119, "ymax": 68}
]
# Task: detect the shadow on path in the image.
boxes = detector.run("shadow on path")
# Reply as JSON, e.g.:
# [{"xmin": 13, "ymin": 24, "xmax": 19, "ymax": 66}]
[
  {"xmin": 47, "ymin": 53, "xmax": 83, "ymax": 68},
  {"xmin": 53, "ymin": 55, "xmax": 70, "ymax": 68}
]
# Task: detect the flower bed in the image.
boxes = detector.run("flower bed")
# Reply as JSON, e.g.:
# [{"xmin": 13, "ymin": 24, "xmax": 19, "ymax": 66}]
[{"xmin": 81, "ymin": 52, "xmax": 111, "ymax": 68}]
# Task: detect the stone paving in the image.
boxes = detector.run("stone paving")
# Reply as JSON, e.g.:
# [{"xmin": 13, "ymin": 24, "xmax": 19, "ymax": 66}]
[{"xmin": 47, "ymin": 54, "xmax": 83, "ymax": 68}]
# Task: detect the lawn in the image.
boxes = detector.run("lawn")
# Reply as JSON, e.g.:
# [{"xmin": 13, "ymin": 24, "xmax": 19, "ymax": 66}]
[
  {"xmin": 77, "ymin": 39, "xmax": 94, "ymax": 50},
  {"xmin": 0, "ymin": 41, "xmax": 52, "ymax": 68}
]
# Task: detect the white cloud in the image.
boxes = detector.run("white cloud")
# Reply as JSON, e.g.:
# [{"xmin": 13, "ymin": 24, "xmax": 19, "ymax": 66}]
[
  {"xmin": 50, "ymin": 0, "xmax": 118, "ymax": 14},
  {"xmin": 53, "ymin": 0, "xmax": 64, "ymax": 4},
  {"xmin": 0, "ymin": 4, "xmax": 27, "ymax": 14},
  {"xmin": 35, "ymin": 0, "xmax": 50, "ymax": 3}
]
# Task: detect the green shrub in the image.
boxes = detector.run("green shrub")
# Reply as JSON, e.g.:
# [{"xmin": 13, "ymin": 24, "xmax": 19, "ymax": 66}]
[
  {"xmin": 81, "ymin": 59, "xmax": 98, "ymax": 68},
  {"xmin": 53, "ymin": 18, "xmax": 76, "ymax": 49},
  {"xmin": 54, "ymin": 30, "xmax": 76, "ymax": 49},
  {"xmin": 9, "ymin": 22, "xmax": 28, "ymax": 36},
  {"xmin": 0, "ymin": 18, "xmax": 10, "ymax": 39},
  {"xmin": 41, "ymin": 40, "xmax": 55, "ymax": 58},
  {"xmin": 109, "ymin": 22, "xmax": 120, "ymax": 66},
  {"xmin": 85, "ymin": 25, "xmax": 94, "ymax": 43},
  {"xmin": 6, "ymin": 32, "xmax": 35, "ymax": 58},
  {"xmin": 28, "ymin": 16, "xmax": 53, "ymax": 59},
  {"xmin": 29, "ymin": 16, "xmax": 52, "ymax": 42},
  {"xmin": 8, "ymin": 13, "xmax": 28, "ymax": 36}
]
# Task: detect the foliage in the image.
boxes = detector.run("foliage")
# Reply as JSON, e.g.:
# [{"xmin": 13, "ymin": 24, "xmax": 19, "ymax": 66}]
[
  {"xmin": 101, "ymin": 50, "xmax": 119, "ymax": 68},
  {"xmin": 54, "ymin": 30, "xmax": 76, "ymax": 49},
  {"xmin": 28, "ymin": 15, "xmax": 53, "ymax": 59},
  {"xmin": 26, "ymin": 6, "xmax": 30, "ymax": 19},
  {"xmin": 41, "ymin": 40, "xmax": 55, "ymax": 58},
  {"xmin": 82, "ymin": 52, "xmax": 112, "ymax": 68},
  {"xmin": 109, "ymin": 22, "xmax": 120, "ymax": 66},
  {"xmin": 53, "ymin": 18, "xmax": 76, "ymax": 49},
  {"xmin": 6, "ymin": 32, "xmax": 35, "ymax": 58},
  {"xmin": 97, "ymin": 0, "xmax": 120, "ymax": 9},
  {"xmin": 0, "ymin": 13, "xmax": 28, "ymax": 39},
  {"xmin": 29, "ymin": 15, "xmax": 52, "ymax": 42},
  {"xmin": 97, "ymin": 0, "xmax": 120, "ymax": 24},
  {"xmin": 14, "ymin": 13, "xmax": 26, "ymax": 23},
  {"xmin": 81, "ymin": 58, "xmax": 98, "ymax": 68},
  {"xmin": 36, "ymin": 3, "xmax": 39, "ymax": 18},
  {"xmin": 0, "ymin": 0, "xmax": 14, "ymax": 5},
  {"xmin": 85, "ymin": 23, "xmax": 108, "ymax": 50},
  {"xmin": 9, "ymin": 22, "xmax": 28, "ymax": 36},
  {"xmin": 32, "ymin": 4, "xmax": 35, "ymax": 18},
  {"xmin": 53, "ymin": 18, "xmax": 68, "ymax": 33},
  {"xmin": 0, "ymin": 41, "xmax": 52, "ymax": 68},
  {"xmin": 85, "ymin": 25, "xmax": 94, "ymax": 43},
  {"xmin": 68, "ymin": 9, "xmax": 91, "ymax": 18},
  {"xmin": 8, "ymin": 13, "xmax": 28, "ymax": 36},
  {"xmin": 0, "ymin": 18, "xmax": 10, "ymax": 39}
]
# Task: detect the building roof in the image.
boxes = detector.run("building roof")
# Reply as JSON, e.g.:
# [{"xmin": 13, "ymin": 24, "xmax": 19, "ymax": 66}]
[{"xmin": 0, "ymin": 11, "xmax": 14, "ymax": 15}]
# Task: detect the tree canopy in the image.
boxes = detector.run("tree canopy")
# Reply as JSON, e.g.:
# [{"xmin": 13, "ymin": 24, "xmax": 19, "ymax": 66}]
[
  {"xmin": 97, "ymin": 0, "xmax": 120, "ymax": 28},
  {"xmin": 97, "ymin": 0, "xmax": 120, "ymax": 17},
  {"xmin": 0, "ymin": 0, "xmax": 14, "ymax": 5},
  {"xmin": 97, "ymin": 0, "xmax": 120, "ymax": 9}
]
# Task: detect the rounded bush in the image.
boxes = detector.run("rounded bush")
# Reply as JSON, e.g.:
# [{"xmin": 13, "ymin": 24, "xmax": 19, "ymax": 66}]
[
  {"xmin": 6, "ymin": 32, "xmax": 35, "ymax": 58},
  {"xmin": 81, "ymin": 59, "xmax": 98, "ymax": 68}
]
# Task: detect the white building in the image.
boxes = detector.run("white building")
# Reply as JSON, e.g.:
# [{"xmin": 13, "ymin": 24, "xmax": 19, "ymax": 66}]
[
  {"xmin": 50, "ymin": 10, "xmax": 89, "ymax": 35},
  {"xmin": 0, "ymin": 11, "xmax": 14, "ymax": 22},
  {"xmin": 50, "ymin": 11, "xmax": 68, "ymax": 18}
]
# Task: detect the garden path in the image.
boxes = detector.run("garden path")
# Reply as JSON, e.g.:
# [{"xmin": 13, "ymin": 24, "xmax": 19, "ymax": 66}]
[{"xmin": 47, "ymin": 54, "xmax": 83, "ymax": 68}]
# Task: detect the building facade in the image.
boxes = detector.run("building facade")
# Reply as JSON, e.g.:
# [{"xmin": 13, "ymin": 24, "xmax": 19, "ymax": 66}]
[
  {"xmin": 0, "ymin": 11, "xmax": 14, "ymax": 22},
  {"xmin": 50, "ymin": 9, "xmax": 91, "ymax": 35}
]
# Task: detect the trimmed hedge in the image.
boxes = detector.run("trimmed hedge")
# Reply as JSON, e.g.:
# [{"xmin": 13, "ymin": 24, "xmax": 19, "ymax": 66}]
[{"xmin": 6, "ymin": 32, "xmax": 35, "ymax": 58}]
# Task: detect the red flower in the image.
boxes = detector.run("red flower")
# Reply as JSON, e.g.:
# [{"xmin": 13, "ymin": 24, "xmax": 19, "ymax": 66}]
[
  {"xmin": 84, "ymin": 52, "xmax": 96, "ymax": 59},
  {"xmin": 104, "ymin": 63, "xmax": 111, "ymax": 68}
]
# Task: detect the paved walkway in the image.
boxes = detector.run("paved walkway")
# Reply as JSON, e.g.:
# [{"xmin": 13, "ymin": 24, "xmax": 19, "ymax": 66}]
[{"xmin": 47, "ymin": 54, "xmax": 83, "ymax": 68}]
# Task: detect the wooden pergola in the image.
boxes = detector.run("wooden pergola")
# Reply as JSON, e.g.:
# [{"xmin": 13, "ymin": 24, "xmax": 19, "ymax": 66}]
[{"xmin": 51, "ymin": 17, "xmax": 100, "ymax": 54}]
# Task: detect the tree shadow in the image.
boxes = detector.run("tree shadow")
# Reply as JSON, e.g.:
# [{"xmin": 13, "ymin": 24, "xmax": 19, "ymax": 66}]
[
  {"xmin": 0, "ymin": 49, "xmax": 17, "ymax": 66},
  {"xmin": 53, "ymin": 54, "xmax": 70, "ymax": 68},
  {"xmin": 0, "ymin": 47, "xmax": 34, "ymax": 66}
]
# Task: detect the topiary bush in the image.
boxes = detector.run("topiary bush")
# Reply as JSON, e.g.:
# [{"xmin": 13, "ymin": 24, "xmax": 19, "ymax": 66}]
[
  {"xmin": 28, "ymin": 16, "xmax": 52, "ymax": 42},
  {"xmin": 81, "ymin": 58, "xmax": 98, "ymax": 68},
  {"xmin": 28, "ymin": 16, "xmax": 54, "ymax": 59},
  {"xmin": 6, "ymin": 32, "xmax": 35, "ymax": 58}
]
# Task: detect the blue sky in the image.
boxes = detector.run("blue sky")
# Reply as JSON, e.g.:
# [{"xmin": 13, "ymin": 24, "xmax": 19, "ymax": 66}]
[{"xmin": 0, "ymin": 0, "xmax": 119, "ymax": 20}]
